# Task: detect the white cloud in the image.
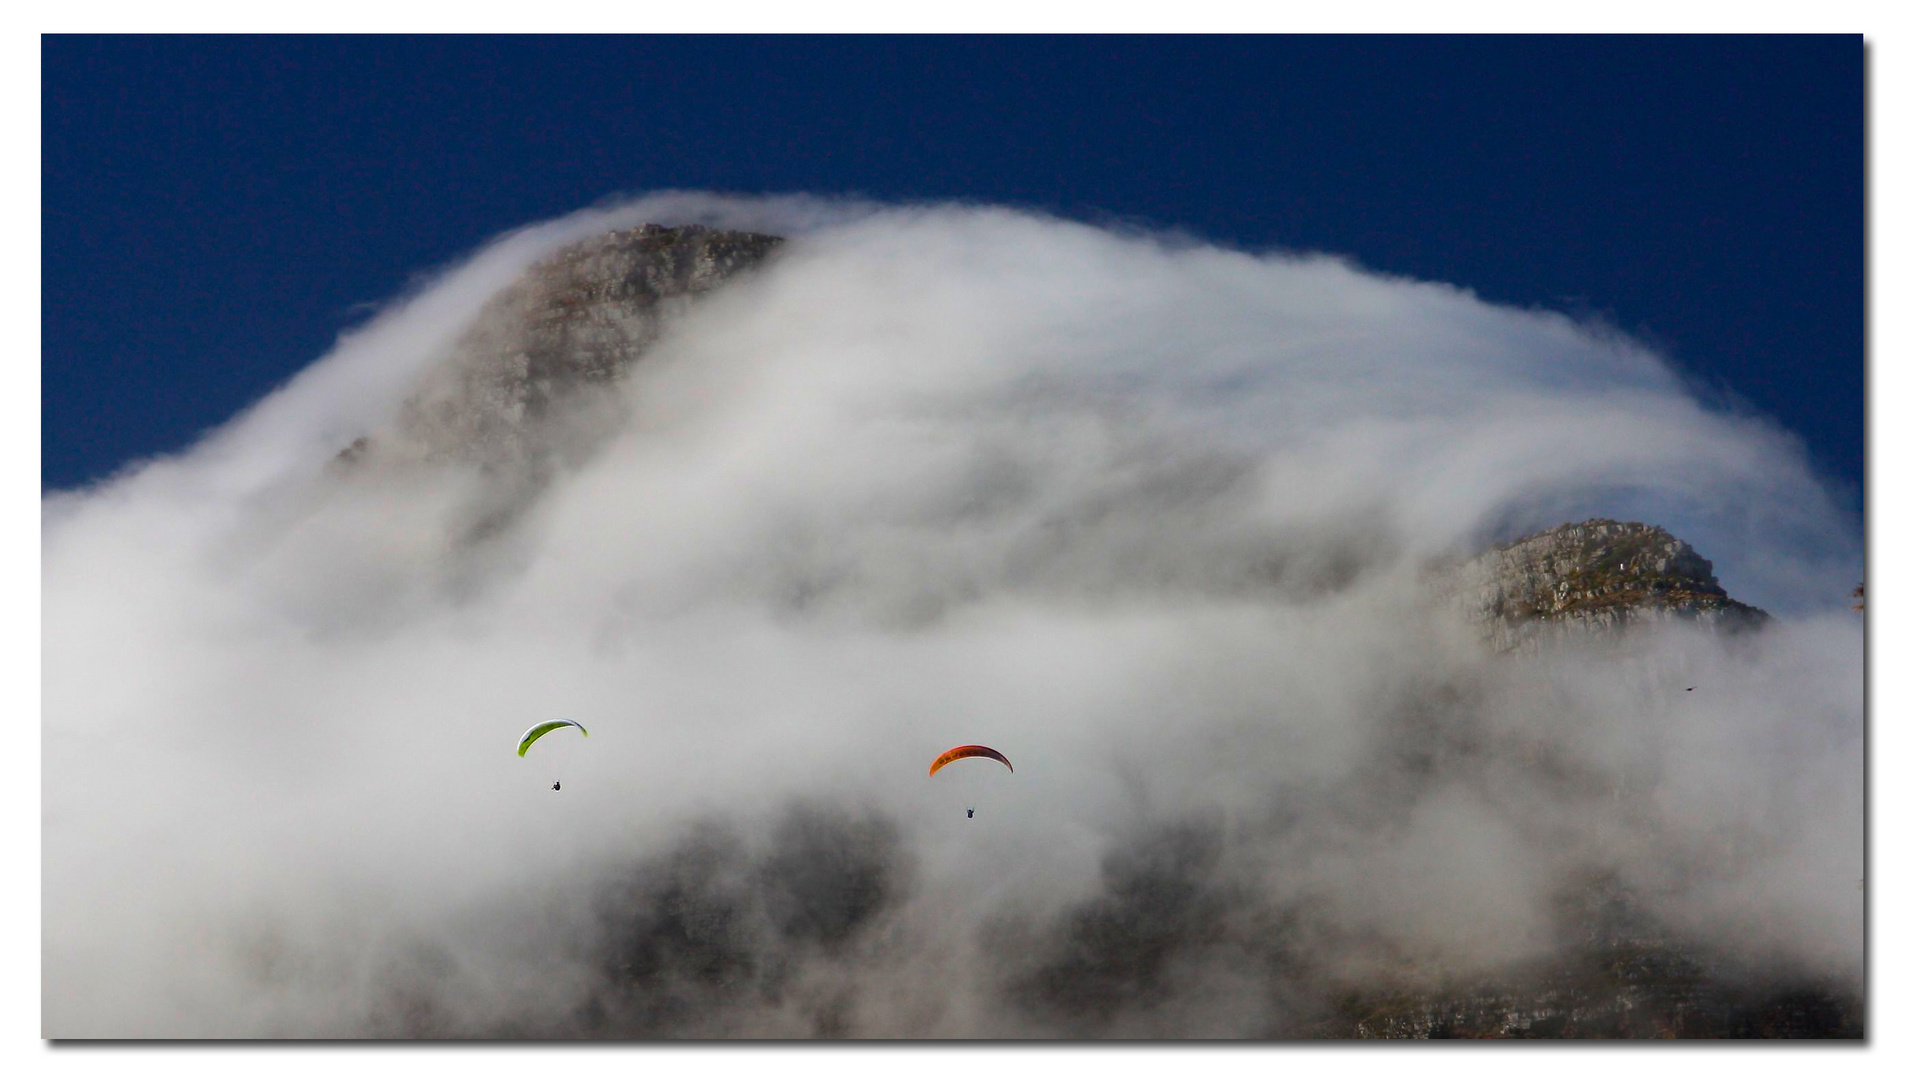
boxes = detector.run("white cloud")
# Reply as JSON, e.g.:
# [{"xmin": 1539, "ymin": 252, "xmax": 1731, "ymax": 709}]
[{"xmin": 42, "ymin": 195, "xmax": 1863, "ymax": 1037}]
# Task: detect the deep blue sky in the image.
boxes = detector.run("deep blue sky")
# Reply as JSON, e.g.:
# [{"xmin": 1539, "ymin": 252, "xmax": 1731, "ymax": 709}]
[{"xmin": 43, "ymin": 36, "xmax": 1864, "ymax": 518}]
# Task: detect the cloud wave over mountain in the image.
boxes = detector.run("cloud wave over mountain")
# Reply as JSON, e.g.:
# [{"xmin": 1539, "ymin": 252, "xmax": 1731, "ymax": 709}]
[{"xmin": 43, "ymin": 194, "xmax": 1863, "ymax": 1037}]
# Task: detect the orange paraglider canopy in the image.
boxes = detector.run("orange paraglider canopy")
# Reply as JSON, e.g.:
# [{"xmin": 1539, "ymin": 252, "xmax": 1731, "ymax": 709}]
[{"xmin": 929, "ymin": 744, "xmax": 1013, "ymax": 776}]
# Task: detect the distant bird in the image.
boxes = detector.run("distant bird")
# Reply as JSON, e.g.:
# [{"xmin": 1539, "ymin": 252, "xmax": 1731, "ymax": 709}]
[
  {"xmin": 1685, "ymin": 687, "xmax": 1696, "ymax": 692},
  {"xmin": 552, "ymin": 781, "xmax": 561, "ymax": 791}
]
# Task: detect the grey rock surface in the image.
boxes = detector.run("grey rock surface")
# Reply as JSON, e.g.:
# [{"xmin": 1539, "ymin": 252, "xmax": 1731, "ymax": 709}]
[
  {"xmin": 395, "ymin": 223, "xmax": 783, "ymax": 469},
  {"xmin": 1443, "ymin": 519, "xmax": 1769, "ymax": 654},
  {"xmin": 331, "ymin": 224, "xmax": 783, "ymax": 549}
]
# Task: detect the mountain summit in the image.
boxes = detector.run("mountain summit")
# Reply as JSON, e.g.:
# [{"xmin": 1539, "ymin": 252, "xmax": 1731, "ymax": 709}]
[
  {"xmin": 333, "ymin": 224, "xmax": 783, "ymax": 543},
  {"xmin": 1449, "ymin": 519, "xmax": 1769, "ymax": 654},
  {"xmin": 373, "ymin": 223, "xmax": 783, "ymax": 472}
]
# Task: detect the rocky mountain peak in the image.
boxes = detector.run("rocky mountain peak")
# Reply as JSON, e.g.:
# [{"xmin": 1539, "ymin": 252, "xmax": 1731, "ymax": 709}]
[
  {"xmin": 1446, "ymin": 519, "xmax": 1769, "ymax": 653},
  {"xmin": 392, "ymin": 223, "xmax": 784, "ymax": 466},
  {"xmin": 327, "ymin": 225, "xmax": 785, "ymax": 548}
]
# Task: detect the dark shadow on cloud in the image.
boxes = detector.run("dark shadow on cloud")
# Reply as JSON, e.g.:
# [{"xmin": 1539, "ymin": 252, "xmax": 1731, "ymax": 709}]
[{"xmin": 575, "ymin": 802, "xmax": 913, "ymax": 1039}]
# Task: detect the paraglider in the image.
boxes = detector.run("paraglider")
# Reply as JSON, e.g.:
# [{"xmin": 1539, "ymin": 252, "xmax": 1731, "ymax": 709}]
[
  {"xmin": 519, "ymin": 719, "xmax": 587, "ymax": 791},
  {"xmin": 929, "ymin": 744, "xmax": 1013, "ymax": 776},
  {"xmin": 518, "ymin": 718, "xmax": 588, "ymax": 756},
  {"xmin": 930, "ymin": 745, "xmax": 1012, "ymax": 820}
]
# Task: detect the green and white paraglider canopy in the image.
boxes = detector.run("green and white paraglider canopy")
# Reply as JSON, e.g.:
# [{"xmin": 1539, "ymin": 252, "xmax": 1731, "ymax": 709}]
[{"xmin": 518, "ymin": 719, "xmax": 588, "ymax": 757}]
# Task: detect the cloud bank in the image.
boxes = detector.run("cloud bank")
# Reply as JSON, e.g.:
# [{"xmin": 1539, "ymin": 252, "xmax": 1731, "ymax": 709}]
[{"xmin": 43, "ymin": 194, "xmax": 1863, "ymax": 1037}]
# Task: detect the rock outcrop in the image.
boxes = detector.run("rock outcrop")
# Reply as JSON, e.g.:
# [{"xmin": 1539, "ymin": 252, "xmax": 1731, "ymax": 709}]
[
  {"xmin": 395, "ymin": 223, "xmax": 783, "ymax": 469},
  {"xmin": 1444, "ymin": 519, "xmax": 1769, "ymax": 653},
  {"xmin": 332, "ymin": 224, "xmax": 784, "ymax": 546}
]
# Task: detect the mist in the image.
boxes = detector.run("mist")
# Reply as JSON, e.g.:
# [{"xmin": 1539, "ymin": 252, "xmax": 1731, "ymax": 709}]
[{"xmin": 42, "ymin": 194, "xmax": 1863, "ymax": 1037}]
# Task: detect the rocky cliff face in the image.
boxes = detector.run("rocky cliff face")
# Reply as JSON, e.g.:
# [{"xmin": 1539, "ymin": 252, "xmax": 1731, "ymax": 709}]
[
  {"xmin": 392, "ymin": 224, "xmax": 783, "ymax": 469},
  {"xmin": 334, "ymin": 224, "xmax": 783, "ymax": 541},
  {"xmin": 1445, "ymin": 519, "xmax": 1770, "ymax": 654}
]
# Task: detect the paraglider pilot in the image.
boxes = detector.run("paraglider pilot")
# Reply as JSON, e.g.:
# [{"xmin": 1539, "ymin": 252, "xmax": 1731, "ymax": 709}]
[
  {"xmin": 931, "ymin": 745, "xmax": 1013, "ymax": 821},
  {"xmin": 518, "ymin": 719, "xmax": 587, "ymax": 794}
]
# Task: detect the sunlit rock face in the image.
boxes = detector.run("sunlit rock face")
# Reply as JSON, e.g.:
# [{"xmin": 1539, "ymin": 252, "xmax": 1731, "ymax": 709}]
[
  {"xmin": 332, "ymin": 224, "xmax": 784, "ymax": 544},
  {"xmin": 1446, "ymin": 519, "xmax": 1771, "ymax": 654},
  {"xmin": 393, "ymin": 224, "xmax": 783, "ymax": 466}
]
